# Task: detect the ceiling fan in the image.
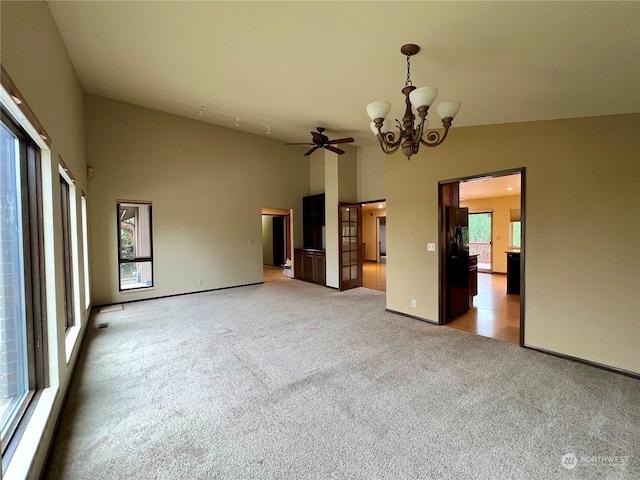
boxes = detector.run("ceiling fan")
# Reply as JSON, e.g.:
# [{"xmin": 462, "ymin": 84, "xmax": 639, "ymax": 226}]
[{"xmin": 286, "ymin": 127, "xmax": 355, "ymax": 156}]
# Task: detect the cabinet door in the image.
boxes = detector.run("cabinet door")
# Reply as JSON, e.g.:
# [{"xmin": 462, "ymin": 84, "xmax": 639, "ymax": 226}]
[
  {"xmin": 294, "ymin": 251, "xmax": 304, "ymax": 279},
  {"xmin": 315, "ymin": 253, "xmax": 326, "ymax": 286},
  {"xmin": 304, "ymin": 253, "xmax": 315, "ymax": 282}
]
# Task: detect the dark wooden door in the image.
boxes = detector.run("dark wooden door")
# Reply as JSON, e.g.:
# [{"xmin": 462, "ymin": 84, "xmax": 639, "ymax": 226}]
[
  {"xmin": 439, "ymin": 182, "xmax": 459, "ymax": 324},
  {"xmin": 338, "ymin": 203, "xmax": 363, "ymax": 291}
]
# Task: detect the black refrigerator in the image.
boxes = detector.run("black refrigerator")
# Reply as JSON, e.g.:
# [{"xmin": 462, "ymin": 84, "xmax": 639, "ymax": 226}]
[{"xmin": 446, "ymin": 206, "xmax": 470, "ymax": 321}]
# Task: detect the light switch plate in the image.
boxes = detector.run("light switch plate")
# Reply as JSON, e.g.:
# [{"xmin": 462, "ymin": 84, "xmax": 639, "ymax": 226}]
[{"xmin": 427, "ymin": 243, "xmax": 436, "ymax": 251}]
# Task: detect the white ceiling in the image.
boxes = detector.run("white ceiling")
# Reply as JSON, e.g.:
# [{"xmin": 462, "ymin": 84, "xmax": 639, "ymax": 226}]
[
  {"xmin": 459, "ymin": 173, "xmax": 520, "ymax": 201},
  {"xmin": 47, "ymin": 1, "xmax": 639, "ymax": 147}
]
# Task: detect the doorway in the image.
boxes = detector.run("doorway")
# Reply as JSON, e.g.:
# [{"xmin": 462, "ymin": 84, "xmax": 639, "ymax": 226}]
[
  {"xmin": 439, "ymin": 170, "xmax": 524, "ymax": 346},
  {"xmin": 361, "ymin": 200, "xmax": 387, "ymax": 292},
  {"xmin": 377, "ymin": 217, "xmax": 387, "ymax": 263}
]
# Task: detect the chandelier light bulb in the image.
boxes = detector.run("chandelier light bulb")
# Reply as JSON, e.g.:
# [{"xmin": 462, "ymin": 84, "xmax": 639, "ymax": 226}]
[
  {"xmin": 436, "ymin": 101, "xmax": 462, "ymax": 120},
  {"xmin": 409, "ymin": 87, "xmax": 438, "ymax": 109},
  {"xmin": 366, "ymin": 101, "xmax": 391, "ymax": 121}
]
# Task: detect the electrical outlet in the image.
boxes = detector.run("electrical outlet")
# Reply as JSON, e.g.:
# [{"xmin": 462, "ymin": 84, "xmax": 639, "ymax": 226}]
[
  {"xmin": 198, "ymin": 279, "xmax": 204, "ymax": 286},
  {"xmin": 411, "ymin": 299, "xmax": 417, "ymax": 308},
  {"xmin": 427, "ymin": 243, "xmax": 436, "ymax": 252}
]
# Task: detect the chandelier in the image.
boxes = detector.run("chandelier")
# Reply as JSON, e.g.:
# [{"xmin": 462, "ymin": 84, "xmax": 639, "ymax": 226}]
[{"xmin": 366, "ymin": 44, "xmax": 461, "ymax": 159}]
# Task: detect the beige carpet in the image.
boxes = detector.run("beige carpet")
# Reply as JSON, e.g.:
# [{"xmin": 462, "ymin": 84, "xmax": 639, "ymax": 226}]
[{"xmin": 44, "ymin": 272, "xmax": 639, "ymax": 479}]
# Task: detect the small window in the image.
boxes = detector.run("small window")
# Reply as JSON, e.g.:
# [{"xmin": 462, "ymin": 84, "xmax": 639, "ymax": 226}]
[
  {"xmin": 117, "ymin": 202, "xmax": 153, "ymax": 291},
  {"xmin": 509, "ymin": 221, "xmax": 521, "ymax": 248}
]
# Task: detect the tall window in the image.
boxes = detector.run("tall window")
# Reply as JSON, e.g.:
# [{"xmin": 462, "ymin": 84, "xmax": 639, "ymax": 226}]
[
  {"xmin": 117, "ymin": 202, "xmax": 153, "ymax": 290},
  {"xmin": 1, "ymin": 111, "xmax": 46, "ymax": 454},
  {"xmin": 81, "ymin": 194, "xmax": 90, "ymax": 310},
  {"xmin": 59, "ymin": 173, "xmax": 74, "ymax": 329}
]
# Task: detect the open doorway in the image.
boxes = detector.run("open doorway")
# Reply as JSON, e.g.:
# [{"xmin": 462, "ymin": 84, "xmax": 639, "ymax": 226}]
[
  {"xmin": 261, "ymin": 208, "xmax": 293, "ymax": 282},
  {"xmin": 439, "ymin": 171, "xmax": 524, "ymax": 345},
  {"xmin": 361, "ymin": 200, "xmax": 386, "ymax": 292}
]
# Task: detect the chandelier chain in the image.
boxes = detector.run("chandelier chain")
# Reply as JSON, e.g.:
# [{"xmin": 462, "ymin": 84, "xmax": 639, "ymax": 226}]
[{"xmin": 405, "ymin": 55, "xmax": 412, "ymax": 87}]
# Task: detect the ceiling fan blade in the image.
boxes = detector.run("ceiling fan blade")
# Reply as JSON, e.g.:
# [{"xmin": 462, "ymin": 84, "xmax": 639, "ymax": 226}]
[
  {"xmin": 325, "ymin": 145, "xmax": 345, "ymax": 155},
  {"xmin": 311, "ymin": 131, "xmax": 324, "ymax": 144},
  {"xmin": 304, "ymin": 146, "xmax": 319, "ymax": 156},
  {"xmin": 285, "ymin": 142, "xmax": 314, "ymax": 145},
  {"xmin": 326, "ymin": 137, "xmax": 355, "ymax": 145}
]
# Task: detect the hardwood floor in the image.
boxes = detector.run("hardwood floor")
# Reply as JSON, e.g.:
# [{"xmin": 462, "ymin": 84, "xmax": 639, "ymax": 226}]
[
  {"xmin": 447, "ymin": 273, "xmax": 520, "ymax": 345},
  {"xmin": 363, "ymin": 261, "xmax": 386, "ymax": 292}
]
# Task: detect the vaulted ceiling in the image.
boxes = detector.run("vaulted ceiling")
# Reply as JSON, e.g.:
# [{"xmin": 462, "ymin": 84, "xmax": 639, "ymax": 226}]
[{"xmin": 47, "ymin": 1, "xmax": 639, "ymax": 147}]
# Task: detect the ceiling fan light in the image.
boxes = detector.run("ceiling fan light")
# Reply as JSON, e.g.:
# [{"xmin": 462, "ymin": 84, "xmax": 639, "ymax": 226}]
[
  {"xmin": 370, "ymin": 119, "xmax": 392, "ymax": 135},
  {"xmin": 436, "ymin": 100, "xmax": 462, "ymax": 120},
  {"xmin": 409, "ymin": 86, "xmax": 438, "ymax": 108},
  {"xmin": 366, "ymin": 101, "xmax": 391, "ymax": 121}
]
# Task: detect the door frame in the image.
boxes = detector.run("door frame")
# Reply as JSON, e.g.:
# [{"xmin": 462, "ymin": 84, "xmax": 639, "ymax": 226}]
[{"xmin": 438, "ymin": 168, "xmax": 526, "ymax": 347}]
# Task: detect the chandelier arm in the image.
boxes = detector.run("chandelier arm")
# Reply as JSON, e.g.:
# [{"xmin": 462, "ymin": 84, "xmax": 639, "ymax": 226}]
[
  {"xmin": 420, "ymin": 118, "xmax": 453, "ymax": 148},
  {"xmin": 412, "ymin": 110, "xmax": 428, "ymax": 145},
  {"xmin": 377, "ymin": 132, "xmax": 402, "ymax": 154},
  {"xmin": 379, "ymin": 129, "xmax": 403, "ymax": 148}
]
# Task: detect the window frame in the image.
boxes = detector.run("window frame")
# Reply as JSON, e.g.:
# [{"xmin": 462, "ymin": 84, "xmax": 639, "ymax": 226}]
[
  {"xmin": 0, "ymin": 109, "xmax": 47, "ymax": 458},
  {"xmin": 116, "ymin": 201, "xmax": 154, "ymax": 291},
  {"xmin": 81, "ymin": 193, "xmax": 90, "ymax": 311}
]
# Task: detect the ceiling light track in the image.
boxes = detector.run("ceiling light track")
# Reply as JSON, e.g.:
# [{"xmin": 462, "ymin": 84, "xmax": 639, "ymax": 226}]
[{"xmin": 158, "ymin": 94, "xmax": 290, "ymax": 135}]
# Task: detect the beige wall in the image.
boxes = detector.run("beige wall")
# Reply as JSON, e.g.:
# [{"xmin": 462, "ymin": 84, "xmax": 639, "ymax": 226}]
[
  {"xmin": 357, "ymin": 145, "xmax": 386, "ymax": 202},
  {"xmin": 387, "ymin": 114, "xmax": 640, "ymax": 374},
  {"xmin": 1, "ymin": 1, "xmax": 89, "ymax": 478},
  {"xmin": 85, "ymin": 95, "xmax": 309, "ymax": 305},
  {"xmin": 363, "ymin": 207, "xmax": 387, "ymax": 261},
  {"xmin": 461, "ymin": 195, "xmax": 521, "ymax": 273}
]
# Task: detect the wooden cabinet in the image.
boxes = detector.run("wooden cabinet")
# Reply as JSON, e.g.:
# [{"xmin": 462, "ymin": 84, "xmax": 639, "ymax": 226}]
[
  {"xmin": 469, "ymin": 254, "xmax": 478, "ymax": 298},
  {"xmin": 294, "ymin": 248, "xmax": 326, "ymax": 286}
]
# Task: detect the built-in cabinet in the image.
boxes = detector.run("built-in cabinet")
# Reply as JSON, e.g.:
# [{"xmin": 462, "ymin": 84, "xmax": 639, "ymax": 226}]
[
  {"xmin": 296, "ymin": 194, "xmax": 326, "ymax": 286},
  {"xmin": 294, "ymin": 248, "xmax": 326, "ymax": 286},
  {"xmin": 303, "ymin": 193, "xmax": 325, "ymax": 250}
]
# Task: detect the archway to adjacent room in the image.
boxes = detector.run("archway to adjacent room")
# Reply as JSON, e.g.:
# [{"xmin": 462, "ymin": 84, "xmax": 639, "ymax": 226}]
[{"xmin": 438, "ymin": 169, "xmax": 524, "ymax": 345}]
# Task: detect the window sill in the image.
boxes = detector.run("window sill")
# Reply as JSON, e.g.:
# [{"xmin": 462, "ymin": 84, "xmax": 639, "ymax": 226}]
[
  {"xmin": 4, "ymin": 386, "xmax": 58, "ymax": 480},
  {"xmin": 119, "ymin": 287, "xmax": 155, "ymax": 294}
]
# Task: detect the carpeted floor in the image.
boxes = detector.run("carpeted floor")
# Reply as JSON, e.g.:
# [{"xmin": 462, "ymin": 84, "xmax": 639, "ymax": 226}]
[{"xmin": 44, "ymin": 272, "xmax": 639, "ymax": 479}]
